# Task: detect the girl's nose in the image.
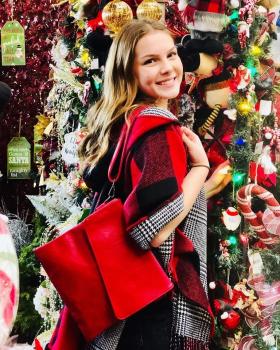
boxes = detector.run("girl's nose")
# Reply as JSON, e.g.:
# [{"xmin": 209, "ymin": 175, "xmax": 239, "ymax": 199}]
[{"xmin": 160, "ymin": 59, "xmax": 173, "ymax": 74}]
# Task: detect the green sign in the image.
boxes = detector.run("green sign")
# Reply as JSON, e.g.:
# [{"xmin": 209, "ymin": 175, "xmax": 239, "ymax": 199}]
[
  {"xmin": 7, "ymin": 137, "xmax": 31, "ymax": 179},
  {"xmin": 1, "ymin": 21, "xmax": 26, "ymax": 66}
]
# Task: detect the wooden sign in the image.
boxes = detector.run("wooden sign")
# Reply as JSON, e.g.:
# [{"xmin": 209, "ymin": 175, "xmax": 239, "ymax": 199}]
[
  {"xmin": 1, "ymin": 21, "xmax": 26, "ymax": 66},
  {"xmin": 7, "ymin": 137, "xmax": 31, "ymax": 179}
]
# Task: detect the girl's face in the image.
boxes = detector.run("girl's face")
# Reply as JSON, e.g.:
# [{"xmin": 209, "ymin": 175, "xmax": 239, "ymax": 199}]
[{"xmin": 133, "ymin": 30, "xmax": 183, "ymax": 109}]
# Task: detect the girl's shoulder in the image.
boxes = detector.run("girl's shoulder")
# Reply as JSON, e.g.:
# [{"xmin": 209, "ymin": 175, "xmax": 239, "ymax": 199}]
[
  {"xmin": 126, "ymin": 105, "xmax": 181, "ymax": 152},
  {"xmin": 137, "ymin": 106, "xmax": 178, "ymax": 121}
]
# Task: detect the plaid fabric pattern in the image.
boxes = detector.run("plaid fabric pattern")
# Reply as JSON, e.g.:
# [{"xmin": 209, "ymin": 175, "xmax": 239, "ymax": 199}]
[
  {"xmin": 180, "ymin": 190, "xmax": 208, "ymax": 291},
  {"xmin": 86, "ymin": 322, "xmax": 125, "ymax": 350},
  {"xmin": 86, "ymin": 107, "xmax": 212, "ymax": 350},
  {"xmin": 140, "ymin": 106, "xmax": 178, "ymax": 120},
  {"xmin": 130, "ymin": 194, "xmax": 184, "ymax": 250}
]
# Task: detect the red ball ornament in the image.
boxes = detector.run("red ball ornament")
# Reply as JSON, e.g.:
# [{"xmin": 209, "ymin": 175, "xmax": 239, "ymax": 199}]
[{"xmin": 220, "ymin": 309, "xmax": 241, "ymax": 330}]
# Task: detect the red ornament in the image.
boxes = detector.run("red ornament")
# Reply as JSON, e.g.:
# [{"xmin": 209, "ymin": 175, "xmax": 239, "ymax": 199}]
[{"xmin": 220, "ymin": 309, "xmax": 241, "ymax": 330}]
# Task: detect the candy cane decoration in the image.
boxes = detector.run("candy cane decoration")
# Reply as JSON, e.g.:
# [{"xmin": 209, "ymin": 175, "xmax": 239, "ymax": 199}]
[
  {"xmin": 237, "ymin": 184, "xmax": 280, "ymax": 245},
  {"xmin": 0, "ymin": 214, "xmax": 19, "ymax": 348}
]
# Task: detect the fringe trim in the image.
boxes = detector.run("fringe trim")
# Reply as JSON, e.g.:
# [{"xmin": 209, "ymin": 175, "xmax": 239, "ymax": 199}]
[
  {"xmin": 187, "ymin": 11, "xmax": 229, "ymax": 32},
  {"xmin": 171, "ymin": 335, "xmax": 210, "ymax": 350}
]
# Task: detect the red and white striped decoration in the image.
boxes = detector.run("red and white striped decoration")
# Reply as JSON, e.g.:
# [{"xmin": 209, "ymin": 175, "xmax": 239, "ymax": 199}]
[{"xmin": 237, "ymin": 184, "xmax": 280, "ymax": 245}]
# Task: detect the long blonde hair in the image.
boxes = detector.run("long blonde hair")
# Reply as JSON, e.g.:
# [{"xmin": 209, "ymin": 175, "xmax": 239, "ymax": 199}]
[{"xmin": 79, "ymin": 19, "xmax": 172, "ymax": 166}]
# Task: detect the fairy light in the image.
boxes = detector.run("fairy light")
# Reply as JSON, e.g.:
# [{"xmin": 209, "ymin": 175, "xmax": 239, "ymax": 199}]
[
  {"xmin": 250, "ymin": 45, "xmax": 262, "ymax": 57},
  {"xmin": 228, "ymin": 235, "xmax": 238, "ymax": 246},
  {"xmin": 235, "ymin": 137, "xmax": 246, "ymax": 146},
  {"xmin": 229, "ymin": 10, "xmax": 239, "ymax": 20},
  {"xmin": 247, "ymin": 65, "xmax": 257, "ymax": 77},
  {"xmin": 232, "ymin": 172, "xmax": 246, "ymax": 185}
]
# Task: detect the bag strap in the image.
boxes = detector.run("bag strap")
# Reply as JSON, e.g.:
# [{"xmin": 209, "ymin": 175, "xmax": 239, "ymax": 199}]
[{"xmin": 108, "ymin": 105, "xmax": 146, "ymax": 184}]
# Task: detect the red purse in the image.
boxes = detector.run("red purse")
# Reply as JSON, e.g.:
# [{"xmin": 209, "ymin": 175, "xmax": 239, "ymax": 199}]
[{"xmin": 34, "ymin": 110, "xmax": 173, "ymax": 342}]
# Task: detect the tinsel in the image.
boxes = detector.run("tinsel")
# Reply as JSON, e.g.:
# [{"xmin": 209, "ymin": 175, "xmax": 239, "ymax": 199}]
[{"xmin": 0, "ymin": 0, "xmax": 68, "ymax": 215}]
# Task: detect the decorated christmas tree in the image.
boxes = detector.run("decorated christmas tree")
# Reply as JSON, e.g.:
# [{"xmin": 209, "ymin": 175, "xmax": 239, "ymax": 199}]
[
  {"xmin": 26, "ymin": 0, "xmax": 280, "ymax": 348},
  {"xmin": 0, "ymin": 0, "xmax": 68, "ymax": 344}
]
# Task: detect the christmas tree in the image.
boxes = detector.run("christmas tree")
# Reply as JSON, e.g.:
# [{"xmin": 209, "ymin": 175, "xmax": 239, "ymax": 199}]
[{"xmin": 27, "ymin": 0, "xmax": 280, "ymax": 348}]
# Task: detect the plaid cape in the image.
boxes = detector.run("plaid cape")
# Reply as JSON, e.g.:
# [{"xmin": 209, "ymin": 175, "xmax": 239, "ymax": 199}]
[
  {"xmin": 90, "ymin": 106, "xmax": 214, "ymax": 350},
  {"xmin": 47, "ymin": 106, "xmax": 214, "ymax": 350}
]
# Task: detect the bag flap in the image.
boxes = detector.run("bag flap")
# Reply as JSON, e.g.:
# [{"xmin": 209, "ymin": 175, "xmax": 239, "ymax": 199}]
[
  {"xmin": 34, "ymin": 222, "xmax": 118, "ymax": 341},
  {"xmin": 83, "ymin": 198, "xmax": 173, "ymax": 320}
]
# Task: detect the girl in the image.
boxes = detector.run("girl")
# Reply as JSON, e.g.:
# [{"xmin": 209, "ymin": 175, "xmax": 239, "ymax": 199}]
[{"xmin": 80, "ymin": 19, "xmax": 213, "ymax": 350}]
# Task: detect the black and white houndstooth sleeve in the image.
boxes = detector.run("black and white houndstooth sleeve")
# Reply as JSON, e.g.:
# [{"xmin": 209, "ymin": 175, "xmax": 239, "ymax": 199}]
[{"xmin": 129, "ymin": 193, "xmax": 184, "ymax": 250}]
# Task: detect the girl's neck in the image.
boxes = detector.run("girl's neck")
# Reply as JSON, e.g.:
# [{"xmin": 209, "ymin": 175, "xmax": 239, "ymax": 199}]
[{"xmin": 153, "ymin": 98, "xmax": 169, "ymax": 110}]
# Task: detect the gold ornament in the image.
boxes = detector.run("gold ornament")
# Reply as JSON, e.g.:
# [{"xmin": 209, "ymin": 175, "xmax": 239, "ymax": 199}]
[
  {"xmin": 136, "ymin": 0, "xmax": 163, "ymax": 21},
  {"xmin": 237, "ymin": 99, "xmax": 252, "ymax": 115},
  {"xmin": 102, "ymin": 0, "xmax": 133, "ymax": 34}
]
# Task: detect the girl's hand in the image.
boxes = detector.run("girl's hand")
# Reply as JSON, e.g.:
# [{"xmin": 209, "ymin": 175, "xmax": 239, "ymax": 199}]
[{"xmin": 181, "ymin": 126, "xmax": 209, "ymax": 167}]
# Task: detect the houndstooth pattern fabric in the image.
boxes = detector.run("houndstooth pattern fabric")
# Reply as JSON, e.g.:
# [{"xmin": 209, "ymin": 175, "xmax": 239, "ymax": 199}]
[
  {"xmin": 171, "ymin": 189, "xmax": 211, "ymax": 347},
  {"xmin": 140, "ymin": 106, "xmax": 178, "ymax": 120},
  {"xmin": 130, "ymin": 194, "xmax": 184, "ymax": 250},
  {"xmin": 180, "ymin": 189, "xmax": 208, "ymax": 291},
  {"xmin": 172, "ymin": 293, "xmax": 212, "ymax": 343},
  {"xmin": 86, "ymin": 322, "xmax": 125, "ymax": 350}
]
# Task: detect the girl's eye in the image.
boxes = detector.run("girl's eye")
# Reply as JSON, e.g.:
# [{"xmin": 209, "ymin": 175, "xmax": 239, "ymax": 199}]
[
  {"xmin": 168, "ymin": 51, "xmax": 177, "ymax": 58},
  {"xmin": 143, "ymin": 58, "xmax": 156, "ymax": 65}
]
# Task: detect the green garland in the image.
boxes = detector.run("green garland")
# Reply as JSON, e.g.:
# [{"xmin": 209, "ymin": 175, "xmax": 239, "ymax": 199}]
[{"xmin": 12, "ymin": 213, "xmax": 45, "ymax": 343}]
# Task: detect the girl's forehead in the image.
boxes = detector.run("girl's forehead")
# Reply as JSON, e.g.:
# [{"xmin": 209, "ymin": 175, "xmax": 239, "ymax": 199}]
[{"xmin": 134, "ymin": 30, "xmax": 174, "ymax": 55}]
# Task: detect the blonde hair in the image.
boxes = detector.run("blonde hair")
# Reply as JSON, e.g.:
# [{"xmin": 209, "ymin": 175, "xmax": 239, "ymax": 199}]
[{"xmin": 79, "ymin": 19, "xmax": 173, "ymax": 166}]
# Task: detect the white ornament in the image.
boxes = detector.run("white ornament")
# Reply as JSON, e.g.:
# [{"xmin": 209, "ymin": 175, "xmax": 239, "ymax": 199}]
[
  {"xmin": 264, "ymin": 132, "xmax": 273, "ymax": 140},
  {"xmin": 209, "ymin": 281, "xmax": 216, "ymax": 289},
  {"xmin": 258, "ymin": 145, "xmax": 277, "ymax": 174},
  {"xmin": 230, "ymin": 0, "xmax": 240, "ymax": 8},
  {"xmin": 221, "ymin": 311, "xmax": 229, "ymax": 319},
  {"xmin": 222, "ymin": 207, "xmax": 241, "ymax": 231},
  {"xmin": 259, "ymin": 100, "xmax": 272, "ymax": 116}
]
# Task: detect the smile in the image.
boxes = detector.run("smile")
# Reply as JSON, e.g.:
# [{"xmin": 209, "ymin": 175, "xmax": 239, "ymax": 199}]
[{"xmin": 156, "ymin": 77, "xmax": 176, "ymax": 86}]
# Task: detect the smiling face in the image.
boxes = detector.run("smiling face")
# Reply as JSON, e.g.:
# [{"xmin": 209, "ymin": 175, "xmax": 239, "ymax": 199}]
[{"xmin": 133, "ymin": 30, "xmax": 183, "ymax": 109}]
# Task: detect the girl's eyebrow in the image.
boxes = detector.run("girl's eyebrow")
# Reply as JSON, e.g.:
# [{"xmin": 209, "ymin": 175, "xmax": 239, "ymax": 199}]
[{"xmin": 139, "ymin": 46, "xmax": 177, "ymax": 60}]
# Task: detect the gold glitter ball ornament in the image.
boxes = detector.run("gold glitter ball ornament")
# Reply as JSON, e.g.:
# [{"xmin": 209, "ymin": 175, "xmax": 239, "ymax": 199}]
[
  {"xmin": 102, "ymin": 0, "xmax": 133, "ymax": 34},
  {"xmin": 136, "ymin": 0, "xmax": 163, "ymax": 21}
]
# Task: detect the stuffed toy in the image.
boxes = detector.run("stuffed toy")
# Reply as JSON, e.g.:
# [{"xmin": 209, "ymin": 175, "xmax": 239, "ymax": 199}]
[
  {"xmin": 178, "ymin": 0, "xmax": 229, "ymax": 36},
  {"xmin": 177, "ymin": 36, "xmax": 223, "ymax": 76}
]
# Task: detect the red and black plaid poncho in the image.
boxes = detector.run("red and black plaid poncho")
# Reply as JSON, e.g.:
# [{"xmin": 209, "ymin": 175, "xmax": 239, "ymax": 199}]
[
  {"xmin": 47, "ymin": 105, "xmax": 214, "ymax": 350},
  {"xmin": 91, "ymin": 105, "xmax": 214, "ymax": 350}
]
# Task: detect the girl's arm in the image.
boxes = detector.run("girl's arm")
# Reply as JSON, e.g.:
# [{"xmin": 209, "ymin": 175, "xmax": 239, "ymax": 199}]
[
  {"xmin": 151, "ymin": 127, "xmax": 209, "ymax": 247},
  {"xmin": 151, "ymin": 166, "xmax": 209, "ymax": 247}
]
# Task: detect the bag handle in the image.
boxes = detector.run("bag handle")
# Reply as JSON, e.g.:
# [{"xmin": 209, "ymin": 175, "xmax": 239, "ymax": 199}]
[{"xmin": 108, "ymin": 105, "xmax": 146, "ymax": 184}]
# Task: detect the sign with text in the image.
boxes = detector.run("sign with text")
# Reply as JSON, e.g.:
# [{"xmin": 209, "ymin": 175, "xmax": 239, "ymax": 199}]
[
  {"xmin": 7, "ymin": 137, "xmax": 31, "ymax": 179},
  {"xmin": 1, "ymin": 21, "xmax": 26, "ymax": 66},
  {"xmin": 61, "ymin": 132, "xmax": 79, "ymax": 165}
]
